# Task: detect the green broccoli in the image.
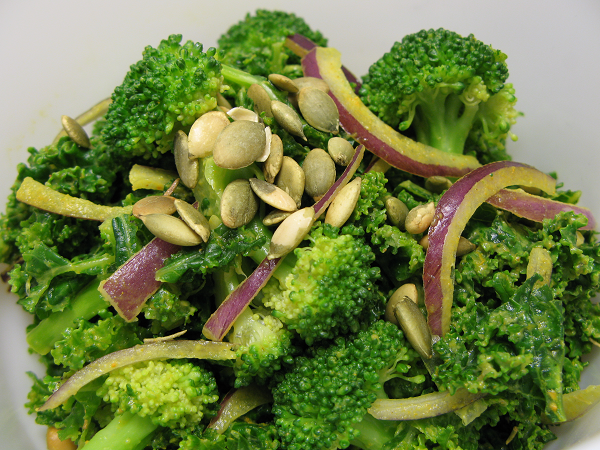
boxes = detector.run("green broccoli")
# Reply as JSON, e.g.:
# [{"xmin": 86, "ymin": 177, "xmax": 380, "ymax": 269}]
[
  {"xmin": 180, "ymin": 420, "xmax": 281, "ymax": 450},
  {"xmin": 217, "ymin": 9, "xmax": 328, "ymax": 78},
  {"xmin": 359, "ymin": 28, "xmax": 518, "ymax": 162},
  {"xmin": 262, "ymin": 223, "xmax": 384, "ymax": 345},
  {"xmin": 84, "ymin": 359, "xmax": 220, "ymax": 450},
  {"xmin": 212, "ymin": 265, "xmax": 297, "ymax": 388},
  {"xmin": 102, "ymin": 34, "xmax": 291, "ymax": 160},
  {"xmin": 271, "ymin": 320, "xmax": 424, "ymax": 450}
]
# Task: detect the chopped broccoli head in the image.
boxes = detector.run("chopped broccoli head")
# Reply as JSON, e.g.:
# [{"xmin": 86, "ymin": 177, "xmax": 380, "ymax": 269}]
[
  {"xmin": 230, "ymin": 306, "xmax": 297, "ymax": 388},
  {"xmin": 359, "ymin": 28, "xmax": 518, "ymax": 161},
  {"xmin": 217, "ymin": 9, "xmax": 328, "ymax": 78},
  {"xmin": 272, "ymin": 320, "xmax": 420, "ymax": 450},
  {"xmin": 102, "ymin": 34, "xmax": 223, "ymax": 159},
  {"xmin": 262, "ymin": 224, "xmax": 384, "ymax": 344},
  {"xmin": 97, "ymin": 359, "xmax": 220, "ymax": 429}
]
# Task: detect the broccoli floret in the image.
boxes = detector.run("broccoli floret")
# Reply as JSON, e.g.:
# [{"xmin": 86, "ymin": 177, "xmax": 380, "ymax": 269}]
[
  {"xmin": 217, "ymin": 9, "xmax": 328, "ymax": 78},
  {"xmin": 271, "ymin": 320, "xmax": 422, "ymax": 450},
  {"xmin": 180, "ymin": 420, "xmax": 281, "ymax": 450},
  {"xmin": 84, "ymin": 359, "xmax": 220, "ymax": 450},
  {"xmin": 359, "ymin": 28, "xmax": 518, "ymax": 162},
  {"xmin": 102, "ymin": 35, "xmax": 222, "ymax": 159},
  {"xmin": 102, "ymin": 33, "xmax": 290, "ymax": 161},
  {"xmin": 212, "ymin": 266, "xmax": 297, "ymax": 388},
  {"xmin": 262, "ymin": 223, "xmax": 384, "ymax": 345}
]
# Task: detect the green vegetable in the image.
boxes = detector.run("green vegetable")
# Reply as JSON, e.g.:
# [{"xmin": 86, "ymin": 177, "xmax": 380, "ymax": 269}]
[
  {"xmin": 359, "ymin": 28, "xmax": 519, "ymax": 162},
  {"xmin": 217, "ymin": 9, "xmax": 328, "ymax": 78}
]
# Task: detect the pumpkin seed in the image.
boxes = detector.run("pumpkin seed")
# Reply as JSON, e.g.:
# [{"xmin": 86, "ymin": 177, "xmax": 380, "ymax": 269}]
[
  {"xmin": 174, "ymin": 199, "xmax": 211, "ymax": 243},
  {"xmin": 227, "ymin": 107, "xmax": 259, "ymax": 122},
  {"xmin": 292, "ymin": 76, "xmax": 329, "ymax": 93},
  {"xmin": 385, "ymin": 196, "xmax": 409, "ymax": 229},
  {"xmin": 327, "ymin": 137, "xmax": 355, "ymax": 166},
  {"xmin": 132, "ymin": 195, "xmax": 177, "ymax": 218},
  {"xmin": 248, "ymin": 84, "xmax": 273, "ymax": 117},
  {"xmin": 217, "ymin": 93, "xmax": 232, "ymax": 110},
  {"xmin": 249, "ymin": 178, "xmax": 297, "ymax": 212},
  {"xmin": 298, "ymin": 87, "xmax": 339, "ymax": 134},
  {"xmin": 141, "ymin": 213, "xmax": 203, "ymax": 246},
  {"xmin": 526, "ymin": 247, "xmax": 552, "ymax": 288},
  {"xmin": 275, "ymin": 156, "xmax": 305, "ymax": 208},
  {"xmin": 255, "ymin": 126, "xmax": 272, "ymax": 163},
  {"xmin": 220, "ymin": 179, "xmax": 259, "ymax": 228},
  {"xmin": 213, "ymin": 120, "xmax": 266, "ymax": 169},
  {"xmin": 61, "ymin": 115, "xmax": 90, "ymax": 148},
  {"xmin": 174, "ymin": 130, "xmax": 199, "ymax": 189},
  {"xmin": 188, "ymin": 111, "xmax": 230, "ymax": 159},
  {"xmin": 425, "ymin": 176, "xmax": 452, "ymax": 193},
  {"xmin": 268, "ymin": 207, "xmax": 315, "ymax": 259},
  {"xmin": 271, "ymin": 101, "xmax": 306, "ymax": 140},
  {"xmin": 405, "ymin": 202, "xmax": 435, "ymax": 234},
  {"xmin": 325, "ymin": 177, "xmax": 361, "ymax": 228},
  {"xmin": 303, "ymin": 148, "xmax": 336, "ymax": 201},
  {"xmin": 263, "ymin": 133, "xmax": 283, "ymax": 183},
  {"xmin": 385, "ymin": 283, "xmax": 419, "ymax": 325},
  {"xmin": 263, "ymin": 209, "xmax": 292, "ymax": 226},
  {"xmin": 268, "ymin": 74, "xmax": 299, "ymax": 93},
  {"xmin": 392, "ymin": 295, "xmax": 433, "ymax": 359},
  {"xmin": 419, "ymin": 235, "xmax": 475, "ymax": 257}
]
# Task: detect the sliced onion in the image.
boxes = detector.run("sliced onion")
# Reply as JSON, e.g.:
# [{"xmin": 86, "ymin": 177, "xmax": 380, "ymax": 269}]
[
  {"xmin": 285, "ymin": 34, "xmax": 362, "ymax": 92},
  {"xmin": 208, "ymin": 385, "xmax": 273, "ymax": 434},
  {"xmin": 423, "ymin": 161, "xmax": 557, "ymax": 336},
  {"xmin": 99, "ymin": 238, "xmax": 181, "ymax": 321},
  {"xmin": 202, "ymin": 145, "xmax": 365, "ymax": 342},
  {"xmin": 368, "ymin": 388, "xmax": 484, "ymax": 420},
  {"xmin": 301, "ymin": 47, "xmax": 481, "ymax": 178},
  {"xmin": 39, "ymin": 340, "xmax": 237, "ymax": 411},
  {"xmin": 16, "ymin": 177, "xmax": 132, "ymax": 221},
  {"xmin": 487, "ymin": 188, "xmax": 596, "ymax": 230}
]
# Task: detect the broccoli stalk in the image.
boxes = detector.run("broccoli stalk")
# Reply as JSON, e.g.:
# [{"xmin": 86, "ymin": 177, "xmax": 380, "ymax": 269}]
[
  {"xmin": 359, "ymin": 28, "xmax": 518, "ymax": 162},
  {"xmin": 78, "ymin": 411, "xmax": 158, "ymax": 450}
]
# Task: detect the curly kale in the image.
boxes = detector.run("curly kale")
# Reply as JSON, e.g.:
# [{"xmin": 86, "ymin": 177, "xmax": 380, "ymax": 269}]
[{"xmin": 359, "ymin": 28, "xmax": 518, "ymax": 162}]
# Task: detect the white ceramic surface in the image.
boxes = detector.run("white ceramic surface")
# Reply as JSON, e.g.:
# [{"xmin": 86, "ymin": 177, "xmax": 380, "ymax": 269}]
[{"xmin": 1, "ymin": 1, "xmax": 598, "ymax": 449}]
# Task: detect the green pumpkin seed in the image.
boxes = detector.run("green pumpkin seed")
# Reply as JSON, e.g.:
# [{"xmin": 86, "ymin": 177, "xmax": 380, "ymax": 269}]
[
  {"xmin": 275, "ymin": 156, "xmax": 305, "ymax": 208},
  {"xmin": 174, "ymin": 199, "xmax": 211, "ymax": 243},
  {"xmin": 263, "ymin": 133, "xmax": 284, "ymax": 183},
  {"xmin": 132, "ymin": 195, "xmax": 177, "ymax": 218},
  {"xmin": 174, "ymin": 130, "xmax": 199, "ymax": 189},
  {"xmin": 220, "ymin": 179, "xmax": 259, "ymax": 228},
  {"xmin": 271, "ymin": 101, "xmax": 306, "ymax": 140},
  {"xmin": 248, "ymin": 84, "xmax": 273, "ymax": 117},
  {"xmin": 298, "ymin": 87, "xmax": 339, "ymax": 134},
  {"xmin": 213, "ymin": 120, "xmax": 266, "ymax": 169},
  {"xmin": 61, "ymin": 115, "xmax": 91, "ymax": 148},
  {"xmin": 141, "ymin": 213, "xmax": 203, "ymax": 246},
  {"xmin": 325, "ymin": 177, "xmax": 361, "ymax": 228},
  {"xmin": 249, "ymin": 178, "xmax": 297, "ymax": 212},
  {"xmin": 268, "ymin": 207, "xmax": 315, "ymax": 259},
  {"xmin": 188, "ymin": 111, "xmax": 230, "ymax": 159},
  {"xmin": 268, "ymin": 74, "xmax": 299, "ymax": 93},
  {"xmin": 303, "ymin": 148, "xmax": 336, "ymax": 201}
]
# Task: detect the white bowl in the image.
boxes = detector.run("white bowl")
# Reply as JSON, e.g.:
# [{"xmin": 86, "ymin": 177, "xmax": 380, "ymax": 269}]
[{"xmin": 1, "ymin": 1, "xmax": 598, "ymax": 449}]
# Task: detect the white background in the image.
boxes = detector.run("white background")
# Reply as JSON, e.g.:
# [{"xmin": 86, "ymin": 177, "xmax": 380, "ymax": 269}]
[{"xmin": 1, "ymin": 1, "xmax": 599, "ymax": 449}]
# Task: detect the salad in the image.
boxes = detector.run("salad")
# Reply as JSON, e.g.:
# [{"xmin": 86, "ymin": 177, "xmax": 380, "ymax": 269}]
[{"xmin": 1, "ymin": 8, "xmax": 600, "ymax": 450}]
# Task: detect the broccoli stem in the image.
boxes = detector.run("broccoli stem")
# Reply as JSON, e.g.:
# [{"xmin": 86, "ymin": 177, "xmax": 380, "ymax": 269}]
[
  {"xmin": 80, "ymin": 411, "xmax": 158, "ymax": 450},
  {"xmin": 26, "ymin": 279, "xmax": 108, "ymax": 354},
  {"xmin": 413, "ymin": 92, "xmax": 479, "ymax": 154},
  {"xmin": 350, "ymin": 413, "xmax": 399, "ymax": 450},
  {"xmin": 221, "ymin": 64, "xmax": 284, "ymax": 101}
]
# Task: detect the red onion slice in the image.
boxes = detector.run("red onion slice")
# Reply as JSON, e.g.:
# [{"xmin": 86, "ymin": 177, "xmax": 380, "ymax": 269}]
[
  {"xmin": 301, "ymin": 47, "xmax": 481, "ymax": 178},
  {"xmin": 208, "ymin": 385, "xmax": 273, "ymax": 434},
  {"xmin": 39, "ymin": 340, "xmax": 237, "ymax": 411},
  {"xmin": 202, "ymin": 145, "xmax": 365, "ymax": 341},
  {"xmin": 99, "ymin": 238, "xmax": 181, "ymax": 321},
  {"xmin": 285, "ymin": 34, "xmax": 361, "ymax": 92},
  {"xmin": 488, "ymin": 189, "xmax": 596, "ymax": 230},
  {"xmin": 424, "ymin": 161, "xmax": 557, "ymax": 336}
]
